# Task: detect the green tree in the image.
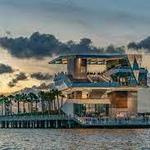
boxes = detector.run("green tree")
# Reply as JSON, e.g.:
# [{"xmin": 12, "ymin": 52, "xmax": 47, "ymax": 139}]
[
  {"xmin": 27, "ymin": 92, "xmax": 39, "ymax": 113},
  {"xmin": 14, "ymin": 93, "xmax": 22, "ymax": 114},
  {"xmin": 60, "ymin": 94, "xmax": 65, "ymax": 108},
  {"xmin": 21, "ymin": 93, "xmax": 28, "ymax": 113},
  {"xmin": 52, "ymin": 89, "xmax": 62, "ymax": 113},
  {"xmin": 38, "ymin": 91, "xmax": 46, "ymax": 114},
  {"xmin": 7, "ymin": 94, "xmax": 14, "ymax": 115},
  {"xmin": 0, "ymin": 95, "xmax": 5, "ymax": 115},
  {"xmin": 0, "ymin": 96, "xmax": 10, "ymax": 116},
  {"xmin": 46, "ymin": 91, "xmax": 55, "ymax": 114}
]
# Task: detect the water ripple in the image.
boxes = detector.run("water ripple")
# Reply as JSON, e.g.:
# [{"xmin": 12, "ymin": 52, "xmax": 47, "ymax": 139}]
[{"xmin": 0, "ymin": 129, "xmax": 149, "ymax": 150}]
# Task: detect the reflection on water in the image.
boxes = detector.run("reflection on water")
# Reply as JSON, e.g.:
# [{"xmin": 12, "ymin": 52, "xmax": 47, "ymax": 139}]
[{"xmin": 0, "ymin": 129, "xmax": 149, "ymax": 150}]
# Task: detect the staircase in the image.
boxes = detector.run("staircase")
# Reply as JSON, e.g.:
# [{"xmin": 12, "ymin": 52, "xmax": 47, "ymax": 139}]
[
  {"xmin": 87, "ymin": 73, "xmax": 111, "ymax": 82},
  {"xmin": 100, "ymin": 65, "xmax": 122, "ymax": 82},
  {"xmin": 100, "ymin": 73, "xmax": 111, "ymax": 82}
]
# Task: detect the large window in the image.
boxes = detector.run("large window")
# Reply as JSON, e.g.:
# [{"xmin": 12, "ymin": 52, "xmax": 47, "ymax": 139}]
[{"xmin": 74, "ymin": 104, "xmax": 109, "ymax": 117}]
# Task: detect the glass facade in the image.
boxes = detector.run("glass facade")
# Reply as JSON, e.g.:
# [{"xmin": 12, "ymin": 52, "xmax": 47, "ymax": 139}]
[{"xmin": 74, "ymin": 104, "xmax": 109, "ymax": 117}]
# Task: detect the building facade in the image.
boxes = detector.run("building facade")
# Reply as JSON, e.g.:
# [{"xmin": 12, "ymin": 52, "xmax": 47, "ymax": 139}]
[{"xmin": 49, "ymin": 54, "xmax": 148, "ymax": 117}]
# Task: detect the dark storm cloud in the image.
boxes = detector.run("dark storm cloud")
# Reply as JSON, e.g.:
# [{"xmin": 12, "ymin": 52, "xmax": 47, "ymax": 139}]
[
  {"xmin": 0, "ymin": 64, "xmax": 14, "ymax": 74},
  {"xmin": 0, "ymin": 32, "xmax": 60, "ymax": 58},
  {"xmin": 31, "ymin": 72, "xmax": 53, "ymax": 80},
  {"xmin": 128, "ymin": 36, "xmax": 150, "ymax": 52},
  {"xmin": 0, "ymin": 32, "xmax": 125, "ymax": 59},
  {"xmin": 8, "ymin": 72, "xmax": 28, "ymax": 87}
]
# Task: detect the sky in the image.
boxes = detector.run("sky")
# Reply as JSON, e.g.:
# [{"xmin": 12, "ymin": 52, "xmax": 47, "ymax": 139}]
[
  {"xmin": 0, "ymin": 0, "xmax": 150, "ymax": 45},
  {"xmin": 0, "ymin": 0, "xmax": 150, "ymax": 94}
]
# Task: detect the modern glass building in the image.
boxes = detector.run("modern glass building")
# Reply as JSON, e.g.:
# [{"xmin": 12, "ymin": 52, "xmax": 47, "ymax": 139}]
[{"xmin": 49, "ymin": 54, "xmax": 148, "ymax": 117}]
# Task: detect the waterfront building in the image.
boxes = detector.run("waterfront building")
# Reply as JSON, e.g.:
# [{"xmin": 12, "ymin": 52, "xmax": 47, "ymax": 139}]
[{"xmin": 49, "ymin": 54, "xmax": 148, "ymax": 118}]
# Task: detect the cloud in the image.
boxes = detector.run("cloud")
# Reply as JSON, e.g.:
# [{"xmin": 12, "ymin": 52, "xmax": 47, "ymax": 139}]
[
  {"xmin": 0, "ymin": 0, "xmax": 150, "ymax": 46},
  {"xmin": 8, "ymin": 72, "xmax": 28, "ymax": 87},
  {"xmin": 8, "ymin": 81, "xmax": 16, "ymax": 87},
  {"xmin": 0, "ymin": 0, "xmax": 90, "ymax": 17},
  {"xmin": 0, "ymin": 32, "xmax": 125, "ymax": 59},
  {"xmin": 0, "ymin": 63, "xmax": 14, "ymax": 74},
  {"xmin": 32, "ymin": 83, "xmax": 51, "ymax": 90},
  {"xmin": 128, "ymin": 36, "xmax": 150, "ymax": 52},
  {"xmin": 0, "ymin": 32, "xmax": 60, "ymax": 58},
  {"xmin": 31, "ymin": 72, "xmax": 53, "ymax": 80}
]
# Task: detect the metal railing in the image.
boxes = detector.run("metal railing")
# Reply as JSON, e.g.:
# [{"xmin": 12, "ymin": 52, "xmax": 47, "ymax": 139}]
[
  {"xmin": 73, "ymin": 116, "xmax": 150, "ymax": 126},
  {"xmin": 54, "ymin": 73, "xmax": 138, "ymax": 88},
  {"xmin": 76, "ymin": 117, "xmax": 150, "ymax": 126},
  {"xmin": 71, "ymin": 82, "xmax": 120, "ymax": 87},
  {"xmin": 0, "ymin": 114, "xmax": 68, "ymax": 121}
]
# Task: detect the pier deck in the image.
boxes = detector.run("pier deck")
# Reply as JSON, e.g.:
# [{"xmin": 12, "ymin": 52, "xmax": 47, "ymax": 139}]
[
  {"xmin": 0, "ymin": 115, "xmax": 77, "ymax": 128},
  {"xmin": 0, "ymin": 115, "xmax": 150, "ymax": 128},
  {"xmin": 73, "ymin": 116, "xmax": 150, "ymax": 128}
]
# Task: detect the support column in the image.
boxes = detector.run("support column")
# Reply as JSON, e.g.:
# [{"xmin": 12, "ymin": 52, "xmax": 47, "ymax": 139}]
[{"xmin": 55, "ymin": 120, "xmax": 58, "ymax": 128}]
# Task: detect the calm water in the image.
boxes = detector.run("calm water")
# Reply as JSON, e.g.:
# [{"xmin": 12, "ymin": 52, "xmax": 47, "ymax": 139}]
[{"xmin": 0, "ymin": 129, "xmax": 149, "ymax": 150}]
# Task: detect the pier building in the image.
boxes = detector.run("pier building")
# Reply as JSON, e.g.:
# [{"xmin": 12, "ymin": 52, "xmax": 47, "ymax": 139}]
[{"xmin": 49, "ymin": 54, "xmax": 148, "ymax": 118}]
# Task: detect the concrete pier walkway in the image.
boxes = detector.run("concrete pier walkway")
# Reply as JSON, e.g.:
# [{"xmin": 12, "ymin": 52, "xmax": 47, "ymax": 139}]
[
  {"xmin": 73, "ymin": 116, "xmax": 150, "ymax": 128},
  {"xmin": 0, "ymin": 115, "xmax": 77, "ymax": 129},
  {"xmin": 0, "ymin": 114, "xmax": 150, "ymax": 128}
]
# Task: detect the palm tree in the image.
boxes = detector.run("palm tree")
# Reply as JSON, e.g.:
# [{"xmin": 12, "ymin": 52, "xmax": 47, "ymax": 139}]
[
  {"xmin": 0, "ymin": 96, "xmax": 10, "ymax": 116},
  {"xmin": 27, "ymin": 92, "xmax": 38, "ymax": 113},
  {"xmin": 38, "ymin": 91, "xmax": 55, "ymax": 114},
  {"xmin": 38, "ymin": 91, "xmax": 46, "ymax": 114},
  {"xmin": 26, "ymin": 95, "xmax": 31, "ymax": 113},
  {"xmin": 21, "ymin": 93, "xmax": 28, "ymax": 114},
  {"xmin": 60, "ymin": 94, "xmax": 65, "ymax": 108},
  {"xmin": 32, "ymin": 93, "xmax": 39, "ymax": 112},
  {"xmin": 46, "ymin": 91, "xmax": 55, "ymax": 114},
  {"xmin": 27, "ymin": 93, "xmax": 33, "ymax": 113},
  {"xmin": 0, "ymin": 95, "xmax": 5, "ymax": 116},
  {"xmin": 5, "ymin": 96, "xmax": 12, "ymax": 115},
  {"xmin": 7, "ymin": 95, "xmax": 14, "ymax": 115},
  {"xmin": 14, "ymin": 93, "xmax": 22, "ymax": 114},
  {"xmin": 52, "ymin": 89, "xmax": 62, "ymax": 112}
]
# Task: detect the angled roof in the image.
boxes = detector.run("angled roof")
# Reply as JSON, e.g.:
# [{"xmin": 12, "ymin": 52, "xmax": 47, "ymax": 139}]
[
  {"xmin": 49, "ymin": 53, "xmax": 127, "ymax": 65},
  {"xmin": 133, "ymin": 57, "xmax": 139, "ymax": 70}
]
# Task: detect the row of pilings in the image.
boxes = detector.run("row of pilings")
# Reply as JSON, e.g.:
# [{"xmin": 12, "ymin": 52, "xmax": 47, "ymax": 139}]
[
  {"xmin": 0, "ymin": 114, "xmax": 80, "ymax": 129},
  {"xmin": 0, "ymin": 119, "xmax": 78, "ymax": 129}
]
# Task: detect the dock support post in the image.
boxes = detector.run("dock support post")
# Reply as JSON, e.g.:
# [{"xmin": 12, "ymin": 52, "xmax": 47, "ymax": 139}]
[
  {"xmin": 68, "ymin": 120, "xmax": 71, "ymax": 128},
  {"xmin": 56, "ymin": 120, "xmax": 58, "ymax": 128}
]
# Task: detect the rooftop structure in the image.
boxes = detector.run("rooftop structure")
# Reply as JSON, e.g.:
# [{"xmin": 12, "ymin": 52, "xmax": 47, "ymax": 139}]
[
  {"xmin": 49, "ymin": 54, "xmax": 126, "ymax": 65},
  {"xmin": 50, "ymin": 53, "xmax": 148, "ymax": 118}
]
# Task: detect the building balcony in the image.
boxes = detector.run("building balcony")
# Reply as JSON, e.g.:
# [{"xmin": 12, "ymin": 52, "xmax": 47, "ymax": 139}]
[
  {"xmin": 71, "ymin": 82, "xmax": 120, "ymax": 88},
  {"xmin": 54, "ymin": 72, "xmax": 138, "ymax": 90}
]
